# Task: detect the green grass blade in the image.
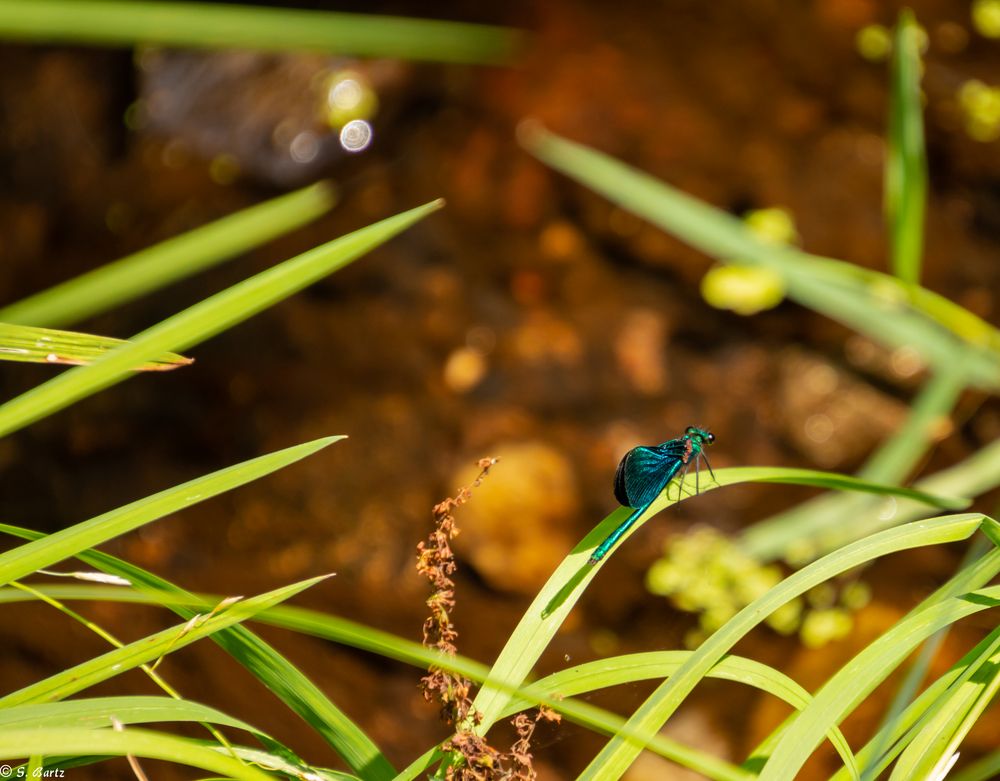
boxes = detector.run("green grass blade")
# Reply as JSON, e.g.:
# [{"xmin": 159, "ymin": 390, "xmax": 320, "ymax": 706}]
[
  {"xmin": 758, "ymin": 587, "xmax": 1000, "ymax": 780},
  {"xmin": 0, "ymin": 729, "xmax": 274, "ymax": 781},
  {"xmin": 758, "ymin": 542, "xmax": 1000, "ymax": 781},
  {"xmin": 0, "ymin": 0, "xmax": 521, "ymax": 64},
  {"xmin": 741, "ymin": 369, "xmax": 968, "ymax": 562},
  {"xmin": 466, "ymin": 469, "xmax": 966, "ymax": 739},
  {"xmin": 0, "ymin": 436, "xmax": 340, "ymax": 587},
  {"xmin": 0, "ymin": 182, "xmax": 336, "ymax": 329},
  {"xmin": 574, "ymin": 515, "xmax": 987, "ymax": 781},
  {"xmin": 0, "ymin": 696, "xmax": 261, "ymax": 733},
  {"xmin": 888, "ymin": 633, "xmax": 1000, "ymax": 781},
  {"xmin": 886, "ymin": 10, "xmax": 927, "ymax": 284},
  {"xmin": 714, "ymin": 467, "xmax": 965, "ymax": 509},
  {"xmin": 950, "ymin": 750, "xmax": 1000, "ymax": 781},
  {"xmin": 0, "ymin": 575, "xmax": 327, "ymax": 708},
  {"xmin": 858, "ymin": 538, "xmax": 994, "ymax": 781},
  {"xmin": 0, "ymin": 200, "xmax": 442, "ymax": 439},
  {"xmin": 504, "ymin": 652, "xmax": 856, "ymax": 774},
  {"xmin": 743, "ymin": 422, "xmax": 1000, "ymax": 562},
  {"xmin": 828, "ymin": 622, "xmax": 1000, "ymax": 781},
  {"xmin": 520, "ymin": 125, "xmax": 1000, "ymax": 388},
  {"xmin": 0, "ymin": 322, "xmax": 191, "ymax": 370},
  {"xmin": 14, "ymin": 556, "xmax": 394, "ymax": 777},
  {"xmin": 0, "ymin": 576, "xmax": 739, "ymax": 781},
  {"xmin": 0, "ymin": 527, "xmax": 395, "ymax": 781}
]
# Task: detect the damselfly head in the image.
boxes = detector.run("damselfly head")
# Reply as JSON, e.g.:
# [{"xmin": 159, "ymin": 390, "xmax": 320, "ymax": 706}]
[{"xmin": 685, "ymin": 426, "xmax": 715, "ymax": 445}]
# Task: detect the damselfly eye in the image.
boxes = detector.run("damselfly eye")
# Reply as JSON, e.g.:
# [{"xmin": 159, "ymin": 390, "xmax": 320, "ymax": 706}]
[{"xmin": 706, "ymin": 432, "xmax": 715, "ymax": 444}]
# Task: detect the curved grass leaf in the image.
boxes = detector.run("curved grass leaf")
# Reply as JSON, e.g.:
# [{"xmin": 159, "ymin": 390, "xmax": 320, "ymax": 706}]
[
  {"xmin": 0, "ymin": 322, "xmax": 191, "ymax": 370},
  {"xmin": 0, "ymin": 0, "xmax": 521, "ymax": 65},
  {"xmin": 0, "ymin": 200, "xmax": 443, "ymax": 439},
  {"xmin": 501, "ymin": 652, "xmax": 856, "ymax": 774},
  {"xmin": 0, "ymin": 526, "xmax": 395, "ymax": 781},
  {"xmin": 0, "ymin": 575, "xmax": 328, "ymax": 708},
  {"xmin": 0, "ymin": 696, "xmax": 260, "ymax": 733},
  {"xmin": 520, "ymin": 124, "xmax": 1000, "ymax": 388},
  {"xmin": 741, "ymin": 369, "xmax": 971, "ymax": 561},
  {"xmin": 575, "ymin": 515, "xmax": 988, "ymax": 781},
  {"xmin": 757, "ymin": 585, "xmax": 1000, "ymax": 780},
  {"xmin": 0, "ymin": 436, "xmax": 341, "ymax": 587},
  {"xmin": 887, "ymin": 632, "xmax": 1000, "ymax": 781},
  {"xmin": 0, "ymin": 576, "xmax": 742, "ymax": 781},
  {"xmin": 829, "ymin": 627, "xmax": 1000, "ymax": 781},
  {"xmin": 0, "ymin": 728, "xmax": 275, "ymax": 781},
  {"xmin": 467, "ymin": 469, "xmax": 968, "ymax": 738},
  {"xmin": 886, "ymin": 10, "xmax": 927, "ymax": 284},
  {"xmin": 950, "ymin": 749, "xmax": 1000, "ymax": 781},
  {"xmin": 0, "ymin": 575, "xmax": 861, "ymax": 780},
  {"xmin": 0, "ymin": 182, "xmax": 336, "ymax": 329}
]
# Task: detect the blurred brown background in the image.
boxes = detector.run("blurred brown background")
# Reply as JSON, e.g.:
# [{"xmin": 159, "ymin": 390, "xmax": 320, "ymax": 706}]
[{"xmin": 1, "ymin": 1, "xmax": 999, "ymax": 778}]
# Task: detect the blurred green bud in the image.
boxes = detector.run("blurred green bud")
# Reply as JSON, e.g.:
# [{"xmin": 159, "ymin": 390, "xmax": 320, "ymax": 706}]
[
  {"xmin": 840, "ymin": 580, "xmax": 872, "ymax": 610},
  {"xmin": 973, "ymin": 0, "xmax": 1000, "ymax": 38},
  {"xmin": 856, "ymin": 24, "xmax": 892, "ymax": 61},
  {"xmin": 745, "ymin": 207, "xmax": 799, "ymax": 245},
  {"xmin": 800, "ymin": 608, "xmax": 854, "ymax": 648},
  {"xmin": 701, "ymin": 264, "xmax": 786, "ymax": 315},
  {"xmin": 958, "ymin": 79, "xmax": 1000, "ymax": 142},
  {"xmin": 766, "ymin": 599, "xmax": 804, "ymax": 635}
]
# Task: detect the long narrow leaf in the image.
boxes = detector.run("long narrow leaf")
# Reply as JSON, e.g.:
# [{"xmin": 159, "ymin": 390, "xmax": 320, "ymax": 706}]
[
  {"xmin": 742, "ymin": 369, "xmax": 970, "ymax": 561},
  {"xmin": 0, "ymin": 322, "xmax": 191, "ymax": 370},
  {"xmin": 0, "ymin": 728, "xmax": 274, "ymax": 781},
  {"xmin": 0, "ymin": 575, "xmax": 327, "ymax": 708},
  {"xmin": 0, "ymin": 696, "xmax": 260, "ymax": 733},
  {"xmin": 0, "ymin": 200, "xmax": 442, "ymax": 438},
  {"xmin": 0, "ymin": 525, "xmax": 395, "ymax": 781},
  {"xmin": 0, "ymin": 436, "xmax": 340, "ymax": 587},
  {"xmin": 888, "ymin": 634, "xmax": 1000, "ymax": 780},
  {"xmin": 520, "ymin": 125, "xmax": 1000, "ymax": 388},
  {"xmin": 0, "ymin": 0, "xmax": 520, "ymax": 65},
  {"xmin": 0, "ymin": 182, "xmax": 336, "ymax": 329},
  {"xmin": 0, "ymin": 569, "xmax": 736, "ymax": 781},
  {"xmin": 843, "ymin": 639, "xmax": 999, "ymax": 780},
  {"xmin": 468, "ymin": 470, "xmax": 966, "ymax": 736},
  {"xmin": 758, "ymin": 586, "xmax": 1000, "ymax": 780},
  {"xmin": 574, "ymin": 515, "xmax": 987, "ymax": 781},
  {"xmin": 886, "ymin": 9, "xmax": 927, "ymax": 284}
]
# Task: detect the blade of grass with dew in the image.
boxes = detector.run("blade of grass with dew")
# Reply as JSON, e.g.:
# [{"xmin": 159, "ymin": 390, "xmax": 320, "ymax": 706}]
[
  {"xmin": 757, "ymin": 586, "xmax": 1000, "ymax": 780},
  {"xmin": 886, "ymin": 10, "xmax": 927, "ymax": 284},
  {"xmin": 0, "ymin": 200, "xmax": 442, "ymax": 439},
  {"xmin": 0, "ymin": 728, "xmax": 274, "ymax": 781},
  {"xmin": 0, "ymin": 182, "xmax": 336, "ymax": 329},
  {"xmin": 0, "ymin": 561, "xmax": 742, "ymax": 781},
  {"xmin": 0, "ymin": 524, "xmax": 395, "ymax": 781},
  {"xmin": 827, "ymin": 622, "xmax": 1000, "ymax": 781},
  {"xmin": 0, "ymin": 322, "xmax": 191, "ymax": 370},
  {"xmin": 0, "ymin": 436, "xmax": 340, "ymax": 587},
  {"xmin": 888, "ymin": 635, "xmax": 1000, "ymax": 781},
  {"xmin": 467, "ymin": 470, "xmax": 966, "ymax": 738},
  {"xmin": 519, "ymin": 125, "xmax": 1000, "ymax": 388},
  {"xmin": 574, "ymin": 514, "xmax": 989, "ymax": 781},
  {"xmin": 0, "ymin": 575, "xmax": 328, "ymax": 708},
  {"xmin": 0, "ymin": 0, "xmax": 521, "ymax": 65}
]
